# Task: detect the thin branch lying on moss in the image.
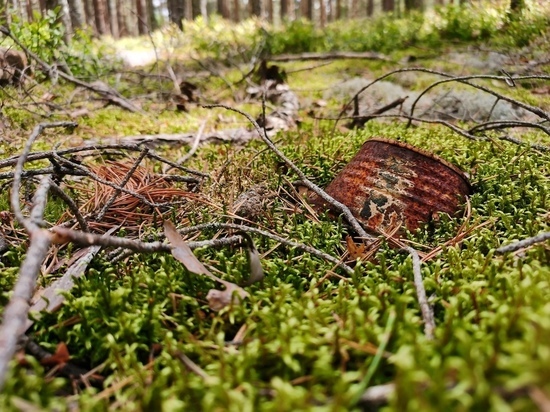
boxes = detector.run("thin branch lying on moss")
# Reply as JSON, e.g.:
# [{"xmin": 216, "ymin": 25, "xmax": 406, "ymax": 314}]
[
  {"xmin": 0, "ymin": 202, "xmax": 52, "ymax": 390},
  {"xmin": 203, "ymin": 103, "xmax": 375, "ymax": 242},
  {"xmin": 10, "ymin": 122, "xmax": 77, "ymax": 229},
  {"xmin": 332, "ymin": 67, "xmax": 550, "ymax": 147},
  {"xmin": 496, "ymin": 232, "xmax": 550, "ymax": 254},
  {"xmin": 178, "ymin": 222, "xmax": 355, "ymax": 275},
  {"xmin": 48, "ymin": 180, "xmax": 89, "ymax": 232},
  {"xmin": 403, "ymin": 246, "xmax": 435, "ymax": 340}
]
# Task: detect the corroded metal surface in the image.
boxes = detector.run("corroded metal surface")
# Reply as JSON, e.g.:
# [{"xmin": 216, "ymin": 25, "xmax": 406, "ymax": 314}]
[{"xmin": 311, "ymin": 138, "xmax": 472, "ymax": 234}]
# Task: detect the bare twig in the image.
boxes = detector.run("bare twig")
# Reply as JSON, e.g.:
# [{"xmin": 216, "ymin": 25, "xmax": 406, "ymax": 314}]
[
  {"xmin": 10, "ymin": 121, "xmax": 77, "ymax": 230},
  {"xmin": 402, "ymin": 246, "xmax": 435, "ymax": 340},
  {"xmin": 48, "ymin": 180, "xmax": 89, "ymax": 232},
  {"xmin": 496, "ymin": 232, "xmax": 550, "ymax": 254},
  {"xmin": 0, "ymin": 229, "xmax": 52, "ymax": 390},
  {"xmin": 178, "ymin": 222, "xmax": 355, "ymax": 275},
  {"xmin": 268, "ymin": 51, "xmax": 391, "ymax": 62},
  {"xmin": 203, "ymin": 103, "xmax": 374, "ymax": 242},
  {"xmin": 176, "ymin": 120, "xmax": 207, "ymax": 165}
]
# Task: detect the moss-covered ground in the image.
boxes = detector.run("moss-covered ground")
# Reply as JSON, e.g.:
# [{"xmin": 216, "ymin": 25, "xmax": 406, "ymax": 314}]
[{"xmin": 1, "ymin": 1, "xmax": 550, "ymax": 410}]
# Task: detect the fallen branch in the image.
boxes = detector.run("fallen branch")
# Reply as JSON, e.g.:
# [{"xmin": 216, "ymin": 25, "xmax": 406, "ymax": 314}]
[
  {"xmin": 402, "ymin": 246, "xmax": 435, "ymax": 340},
  {"xmin": 204, "ymin": 104, "xmax": 375, "ymax": 242},
  {"xmin": 496, "ymin": 232, "xmax": 550, "ymax": 254},
  {"xmin": 268, "ymin": 51, "xmax": 391, "ymax": 62}
]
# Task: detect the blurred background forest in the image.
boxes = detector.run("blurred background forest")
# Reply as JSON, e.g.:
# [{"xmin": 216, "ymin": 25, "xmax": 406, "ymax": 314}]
[{"xmin": 0, "ymin": 0, "xmax": 532, "ymax": 40}]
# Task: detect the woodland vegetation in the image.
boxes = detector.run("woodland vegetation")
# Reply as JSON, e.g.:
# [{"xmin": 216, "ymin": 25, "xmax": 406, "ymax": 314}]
[{"xmin": 0, "ymin": 0, "xmax": 549, "ymax": 410}]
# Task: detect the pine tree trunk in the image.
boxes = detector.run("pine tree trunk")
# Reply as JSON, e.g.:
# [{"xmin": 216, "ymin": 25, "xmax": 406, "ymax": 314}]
[
  {"xmin": 107, "ymin": 0, "xmax": 119, "ymax": 37},
  {"xmin": 93, "ymin": 0, "xmax": 108, "ymax": 34},
  {"xmin": 382, "ymin": 0, "xmax": 394, "ymax": 12},
  {"xmin": 366, "ymin": 0, "xmax": 373, "ymax": 16},
  {"xmin": 67, "ymin": 0, "xmax": 86, "ymax": 29},
  {"xmin": 136, "ymin": 0, "xmax": 147, "ymax": 34},
  {"xmin": 250, "ymin": 0, "xmax": 262, "ymax": 17},
  {"xmin": 217, "ymin": 0, "xmax": 230, "ymax": 19}
]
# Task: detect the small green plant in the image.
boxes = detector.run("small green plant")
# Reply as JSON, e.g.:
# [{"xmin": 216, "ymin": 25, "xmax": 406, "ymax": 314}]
[{"xmin": 9, "ymin": 9, "xmax": 112, "ymax": 80}]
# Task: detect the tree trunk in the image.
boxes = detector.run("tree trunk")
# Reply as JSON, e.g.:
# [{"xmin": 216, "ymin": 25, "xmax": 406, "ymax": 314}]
[
  {"xmin": 382, "ymin": 0, "xmax": 394, "ymax": 12},
  {"xmin": 217, "ymin": 0, "xmax": 230, "ymax": 19},
  {"xmin": 232, "ymin": 0, "xmax": 239, "ymax": 21},
  {"xmin": 404, "ymin": 0, "xmax": 423, "ymax": 12},
  {"xmin": 266, "ymin": 0, "xmax": 273, "ymax": 22},
  {"xmin": 280, "ymin": 0, "xmax": 288, "ymax": 20},
  {"xmin": 84, "ymin": 0, "xmax": 96, "ymax": 33},
  {"xmin": 146, "ymin": 0, "xmax": 158, "ymax": 31},
  {"xmin": 93, "ymin": 0, "xmax": 108, "ymax": 35},
  {"xmin": 58, "ymin": 0, "xmax": 73, "ymax": 41},
  {"xmin": 250, "ymin": 0, "xmax": 262, "ymax": 17},
  {"xmin": 350, "ymin": 0, "xmax": 358, "ymax": 18},
  {"xmin": 301, "ymin": 0, "xmax": 313, "ymax": 20},
  {"xmin": 106, "ymin": 0, "xmax": 119, "ymax": 38},
  {"xmin": 366, "ymin": 0, "xmax": 373, "ymax": 16},
  {"xmin": 67, "ymin": 0, "xmax": 86, "ymax": 29},
  {"xmin": 319, "ymin": 0, "xmax": 326, "ymax": 27},
  {"xmin": 136, "ymin": 0, "xmax": 148, "ymax": 34}
]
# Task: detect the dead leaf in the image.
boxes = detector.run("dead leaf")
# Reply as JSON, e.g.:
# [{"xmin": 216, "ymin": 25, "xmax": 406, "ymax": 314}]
[
  {"xmin": 164, "ymin": 221, "xmax": 249, "ymax": 311},
  {"xmin": 40, "ymin": 342, "xmax": 70, "ymax": 367},
  {"xmin": 346, "ymin": 235, "xmax": 367, "ymax": 260},
  {"xmin": 206, "ymin": 284, "xmax": 248, "ymax": 311},
  {"xmin": 164, "ymin": 221, "xmax": 210, "ymax": 276}
]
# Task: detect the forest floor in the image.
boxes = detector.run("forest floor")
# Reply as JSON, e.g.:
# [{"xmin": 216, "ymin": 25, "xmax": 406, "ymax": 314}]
[{"xmin": 1, "ymin": 8, "xmax": 550, "ymax": 412}]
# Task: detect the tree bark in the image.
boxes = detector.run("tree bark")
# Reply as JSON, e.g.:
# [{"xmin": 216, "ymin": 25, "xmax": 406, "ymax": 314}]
[
  {"xmin": 217, "ymin": 0, "xmax": 230, "ymax": 19},
  {"xmin": 301, "ymin": 0, "xmax": 313, "ymax": 20},
  {"xmin": 93, "ymin": 0, "xmax": 108, "ymax": 35},
  {"xmin": 136, "ymin": 0, "xmax": 148, "ymax": 34},
  {"xmin": 67, "ymin": 0, "xmax": 86, "ymax": 29},
  {"xmin": 107, "ymin": 0, "xmax": 119, "ymax": 38},
  {"xmin": 382, "ymin": 0, "xmax": 394, "ymax": 12},
  {"xmin": 232, "ymin": 0, "xmax": 239, "ymax": 21},
  {"xmin": 366, "ymin": 0, "xmax": 373, "ymax": 16},
  {"xmin": 319, "ymin": 0, "xmax": 326, "ymax": 27},
  {"xmin": 250, "ymin": 0, "xmax": 262, "ymax": 17}
]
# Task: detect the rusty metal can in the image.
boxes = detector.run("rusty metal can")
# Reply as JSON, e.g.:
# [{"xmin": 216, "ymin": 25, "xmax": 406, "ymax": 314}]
[{"xmin": 310, "ymin": 138, "xmax": 472, "ymax": 235}]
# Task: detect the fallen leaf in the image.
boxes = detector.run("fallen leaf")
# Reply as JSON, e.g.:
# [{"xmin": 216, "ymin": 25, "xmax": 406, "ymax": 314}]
[
  {"xmin": 164, "ymin": 221, "xmax": 249, "ymax": 311},
  {"xmin": 40, "ymin": 342, "xmax": 70, "ymax": 367},
  {"xmin": 346, "ymin": 235, "xmax": 367, "ymax": 260}
]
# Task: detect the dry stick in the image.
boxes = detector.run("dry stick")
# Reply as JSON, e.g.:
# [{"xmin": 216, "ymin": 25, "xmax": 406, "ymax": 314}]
[
  {"xmin": 203, "ymin": 104, "xmax": 374, "ymax": 242},
  {"xmin": 0, "ymin": 167, "xmax": 87, "ymax": 180},
  {"xmin": 469, "ymin": 120, "xmax": 550, "ymax": 136},
  {"xmin": 0, "ymin": 230, "xmax": 51, "ymax": 391},
  {"xmin": 108, "ymin": 235, "xmax": 245, "ymax": 264},
  {"xmin": 177, "ymin": 222, "xmax": 355, "ymax": 275},
  {"xmin": 95, "ymin": 147, "xmax": 150, "ymax": 222},
  {"xmin": 496, "ymin": 232, "xmax": 550, "ymax": 254},
  {"xmin": 407, "ymin": 72, "xmax": 550, "ymax": 126},
  {"xmin": 10, "ymin": 121, "xmax": 77, "ymax": 229},
  {"xmin": 402, "ymin": 246, "xmax": 435, "ymax": 340},
  {"xmin": 0, "ymin": 174, "xmax": 54, "ymax": 391},
  {"xmin": 334, "ymin": 112, "xmax": 550, "ymax": 150},
  {"xmin": 333, "ymin": 68, "xmax": 550, "ymax": 133},
  {"xmin": 0, "ymin": 144, "xmax": 208, "ymax": 179},
  {"xmin": 177, "ymin": 120, "xmax": 207, "ymax": 165},
  {"xmin": 48, "ymin": 180, "xmax": 89, "ymax": 232}
]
